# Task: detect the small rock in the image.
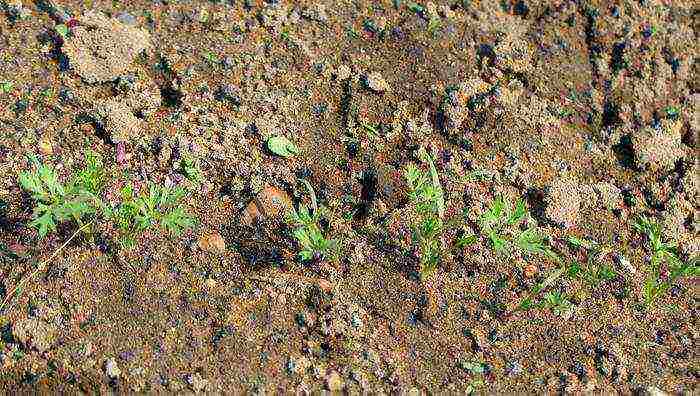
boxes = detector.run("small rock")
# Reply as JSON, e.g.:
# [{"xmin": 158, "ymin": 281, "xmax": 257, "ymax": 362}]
[
  {"xmin": 365, "ymin": 72, "xmax": 390, "ymax": 93},
  {"xmin": 424, "ymin": 2, "xmax": 438, "ymax": 18},
  {"xmin": 38, "ymin": 136, "xmax": 53, "ymax": 155},
  {"xmin": 523, "ymin": 264, "xmax": 537, "ymax": 278},
  {"xmin": 222, "ymin": 56, "xmax": 235, "ymax": 70},
  {"xmin": 350, "ymin": 369, "xmax": 370, "ymax": 390},
  {"xmin": 593, "ymin": 182, "xmax": 622, "ymax": 210},
  {"xmin": 614, "ymin": 253, "xmax": 635, "ymax": 274},
  {"xmin": 8, "ymin": 243, "xmax": 28, "ymax": 256},
  {"xmin": 186, "ymin": 372, "xmax": 208, "ymax": 392},
  {"xmin": 441, "ymin": 78, "xmax": 491, "ymax": 134},
  {"xmin": 335, "ymin": 64, "xmax": 352, "ymax": 81},
  {"xmin": 317, "ymin": 279, "xmax": 333, "ymax": 293},
  {"xmin": 198, "ymin": 231, "xmax": 226, "ymax": 253},
  {"xmin": 325, "ymin": 371, "xmax": 344, "ymax": 392},
  {"xmin": 637, "ymin": 386, "xmax": 667, "ymax": 396},
  {"xmin": 5, "ymin": 0, "xmax": 30, "ymax": 21},
  {"xmin": 302, "ymin": 4, "xmax": 328, "ymax": 22},
  {"xmin": 241, "ymin": 185, "xmax": 293, "ymax": 226},
  {"xmin": 631, "ymin": 119, "xmax": 684, "ymax": 171},
  {"xmin": 105, "ymin": 357, "xmax": 122, "ymax": 379},
  {"xmin": 115, "ymin": 12, "xmax": 137, "ymax": 26}
]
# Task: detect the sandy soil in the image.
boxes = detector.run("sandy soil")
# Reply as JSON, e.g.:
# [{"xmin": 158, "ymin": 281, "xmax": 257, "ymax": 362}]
[{"xmin": 0, "ymin": 0, "xmax": 698, "ymax": 393}]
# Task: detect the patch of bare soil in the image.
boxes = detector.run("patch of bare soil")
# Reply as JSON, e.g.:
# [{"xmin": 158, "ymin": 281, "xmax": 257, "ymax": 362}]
[{"xmin": 0, "ymin": 0, "xmax": 697, "ymax": 393}]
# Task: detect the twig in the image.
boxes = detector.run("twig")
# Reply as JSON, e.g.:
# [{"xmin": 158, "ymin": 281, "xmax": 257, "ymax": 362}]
[{"xmin": 0, "ymin": 220, "xmax": 92, "ymax": 315}]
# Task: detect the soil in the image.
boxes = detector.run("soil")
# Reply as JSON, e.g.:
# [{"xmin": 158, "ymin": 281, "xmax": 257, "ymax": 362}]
[{"xmin": 0, "ymin": 0, "xmax": 698, "ymax": 393}]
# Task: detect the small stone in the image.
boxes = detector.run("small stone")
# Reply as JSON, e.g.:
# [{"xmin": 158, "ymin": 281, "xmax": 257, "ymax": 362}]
[
  {"xmin": 365, "ymin": 72, "xmax": 390, "ymax": 93},
  {"xmin": 59, "ymin": 88, "xmax": 75, "ymax": 103},
  {"xmin": 325, "ymin": 371, "xmax": 344, "ymax": 392},
  {"xmin": 631, "ymin": 119, "xmax": 684, "ymax": 171},
  {"xmin": 637, "ymin": 386, "xmax": 667, "ymax": 396},
  {"xmin": 317, "ymin": 279, "xmax": 333, "ymax": 293},
  {"xmin": 115, "ymin": 12, "xmax": 137, "ymax": 26},
  {"xmin": 186, "ymin": 373, "xmax": 208, "ymax": 392},
  {"xmin": 198, "ymin": 231, "xmax": 226, "ymax": 253},
  {"xmin": 350, "ymin": 369, "xmax": 370, "ymax": 390},
  {"xmin": 222, "ymin": 56, "xmax": 235, "ymax": 70},
  {"xmin": 38, "ymin": 136, "xmax": 53, "ymax": 155},
  {"xmin": 335, "ymin": 64, "xmax": 351, "ymax": 81},
  {"xmin": 593, "ymin": 182, "xmax": 622, "ymax": 210},
  {"xmin": 8, "ymin": 243, "xmax": 28, "ymax": 256},
  {"xmin": 301, "ymin": 3, "xmax": 328, "ymax": 22},
  {"xmin": 424, "ymin": 2, "xmax": 438, "ymax": 18},
  {"xmin": 241, "ymin": 185, "xmax": 293, "ymax": 226},
  {"xmin": 105, "ymin": 357, "xmax": 122, "ymax": 379},
  {"xmin": 523, "ymin": 264, "xmax": 537, "ymax": 278},
  {"xmin": 407, "ymin": 387, "xmax": 421, "ymax": 396},
  {"xmin": 92, "ymin": 99, "xmax": 141, "ymax": 143},
  {"xmin": 614, "ymin": 253, "xmax": 635, "ymax": 274}
]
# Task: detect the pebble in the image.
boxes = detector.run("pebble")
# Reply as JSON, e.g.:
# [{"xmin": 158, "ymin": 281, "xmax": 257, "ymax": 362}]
[
  {"xmin": 38, "ymin": 136, "xmax": 53, "ymax": 155},
  {"xmin": 335, "ymin": 64, "xmax": 352, "ymax": 81},
  {"xmin": 62, "ymin": 11, "xmax": 153, "ymax": 84},
  {"xmin": 197, "ymin": 231, "xmax": 226, "ymax": 253},
  {"xmin": 241, "ymin": 185, "xmax": 293, "ymax": 226},
  {"xmin": 186, "ymin": 373, "xmax": 208, "ymax": 392},
  {"xmin": 523, "ymin": 264, "xmax": 537, "ymax": 278},
  {"xmin": 222, "ymin": 56, "xmax": 235, "ymax": 69},
  {"xmin": 325, "ymin": 371, "xmax": 344, "ymax": 392},
  {"xmin": 614, "ymin": 253, "xmax": 635, "ymax": 274},
  {"xmin": 115, "ymin": 12, "xmax": 137, "ymax": 26},
  {"xmin": 317, "ymin": 279, "xmax": 333, "ymax": 293},
  {"xmin": 105, "ymin": 357, "xmax": 122, "ymax": 379},
  {"xmin": 12, "ymin": 319, "xmax": 58, "ymax": 353},
  {"xmin": 365, "ymin": 72, "xmax": 390, "ymax": 93}
]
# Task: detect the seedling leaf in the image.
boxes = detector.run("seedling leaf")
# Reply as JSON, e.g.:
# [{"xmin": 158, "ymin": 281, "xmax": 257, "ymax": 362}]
[{"xmin": 267, "ymin": 135, "xmax": 299, "ymax": 158}]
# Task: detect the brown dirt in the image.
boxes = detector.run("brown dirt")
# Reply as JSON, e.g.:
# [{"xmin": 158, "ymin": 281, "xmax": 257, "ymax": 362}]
[{"xmin": 0, "ymin": 0, "xmax": 697, "ymax": 393}]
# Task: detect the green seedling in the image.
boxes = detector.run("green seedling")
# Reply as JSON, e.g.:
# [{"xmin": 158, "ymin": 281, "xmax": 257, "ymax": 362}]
[
  {"xmin": 477, "ymin": 195, "xmax": 549, "ymax": 257},
  {"xmin": 267, "ymin": 135, "xmax": 299, "ymax": 158},
  {"xmin": 179, "ymin": 154, "xmax": 203, "ymax": 184},
  {"xmin": 516, "ymin": 267, "xmax": 565, "ymax": 312},
  {"xmin": 19, "ymin": 151, "xmax": 195, "ymax": 248},
  {"xmin": 0, "ymin": 81, "xmax": 14, "ymax": 94},
  {"xmin": 566, "ymin": 236, "xmax": 617, "ymax": 286},
  {"xmin": 55, "ymin": 24, "xmax": 69, "ymax": 39},
  {"xmin": 18, "ymin": 152, "xmax": 104, "ymax": 238},
  {"xmin": 664, "ymin": 106, "xmax": 680, "ymax": 118},
  {"xmin": 408, "ymin": 3, "xmax": 424, "ymax": 14},
  {"xmin": 539, "ymin": 291, "xmax": 574, "ymax": 317},
  {"xmin": 633, "ymin": 215, "xmax": 699, "ymax": 306},
  {"xmin": 203, "ymin": 51, "xmax": 219, "ymax": 65},
  {"xmin": 107, "ymin": 184, "xmax": 195, "ymax": 249},
  {"xmin": 289, "ymin": 181, "xmax": 337, "ymax": 262},
  {"xmin": 405, "ymin": 148, "xmax": 445, "ymax": 279}
]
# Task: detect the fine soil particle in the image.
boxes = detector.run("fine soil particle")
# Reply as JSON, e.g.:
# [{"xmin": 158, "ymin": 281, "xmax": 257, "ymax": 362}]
[{"xmin": 0, "ymin": 0, "xmax": 698, "ymax": 394}]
